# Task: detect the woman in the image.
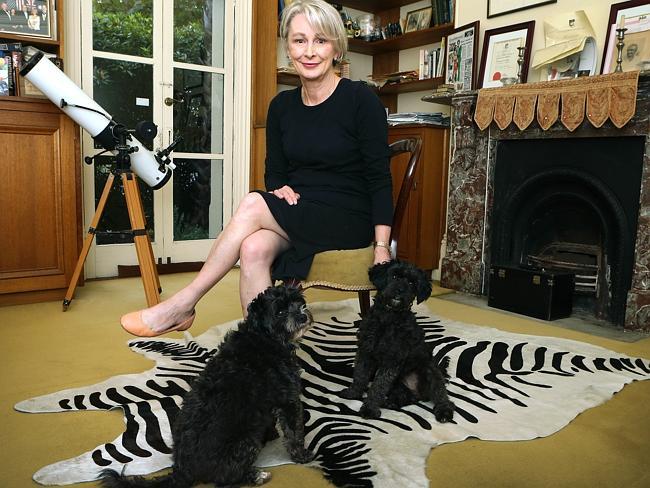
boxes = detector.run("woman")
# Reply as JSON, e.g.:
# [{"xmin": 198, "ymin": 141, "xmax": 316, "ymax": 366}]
[
  {"xmin": 121, "ymin": 0, "xmax": 392, "ymax": 337},
  {"xmin": 27, "ymin": 7, "xmax": 39, "ymax": 31}
]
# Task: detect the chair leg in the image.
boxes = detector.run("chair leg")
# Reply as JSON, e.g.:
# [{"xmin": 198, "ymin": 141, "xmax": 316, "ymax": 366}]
[{"xmin": 358, "ymin": 290, "xmax": 371, "ymax": 317}]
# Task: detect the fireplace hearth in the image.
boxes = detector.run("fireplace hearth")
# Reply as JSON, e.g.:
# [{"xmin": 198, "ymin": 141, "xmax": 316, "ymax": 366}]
[{"xmin": 440, "ymin": 74, "xmax": 650, "ymax": 330}]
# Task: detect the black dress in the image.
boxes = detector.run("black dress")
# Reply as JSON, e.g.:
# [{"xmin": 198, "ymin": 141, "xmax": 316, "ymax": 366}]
[{"xmin": 257, "ymin": 78, "xmax": 392, "ymax": 281}]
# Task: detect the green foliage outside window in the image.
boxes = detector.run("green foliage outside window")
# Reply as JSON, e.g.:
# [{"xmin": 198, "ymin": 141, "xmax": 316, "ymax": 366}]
[{"xmin": 92, "ymin": 0, "xmax": 206, "ymax": 71}]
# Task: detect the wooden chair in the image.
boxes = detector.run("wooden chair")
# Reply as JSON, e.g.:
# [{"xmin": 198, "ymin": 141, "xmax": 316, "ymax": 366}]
[{"xmin": 297, "ymin": 137, "xmax": 423, "ymax": 316}]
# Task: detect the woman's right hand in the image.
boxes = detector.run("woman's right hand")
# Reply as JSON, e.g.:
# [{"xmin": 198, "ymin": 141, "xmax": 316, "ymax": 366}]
[{"xmin": 271, "ymin": 185, "xmax": 301, "ymax": 205}]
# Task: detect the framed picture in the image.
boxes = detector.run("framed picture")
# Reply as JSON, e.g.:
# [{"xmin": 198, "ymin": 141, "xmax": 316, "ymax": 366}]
[
  {"xmin": 444, "ymin": 21, "xmax": 480, "ymax": 92},
  {"xmin": 405, "ymin": 6, "xmax": 432, "ymax": 34},
  {"xmin": 488, "ymin": 0, "xmax": 556, "ymax": 19},
  {"xmin": 417, "ymin": 7, "xmax": 433, "ymax": 31},
  {"xmin": 601, "ymin": 0, "xmax": 650, "ymax": 74},
  {"xmin": 19, "ymin": 74, "xmax": 47, "ymax": 98},
  {"xmin": 0, "ymin": 0, "xmax": 54, "ymax": 39},
  {"xmin": 478, "ymin": 21, "xmax": 535, "ymax": 88}
]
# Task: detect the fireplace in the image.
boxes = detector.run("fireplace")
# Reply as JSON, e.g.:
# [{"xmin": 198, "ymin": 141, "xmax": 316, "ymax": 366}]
[
  {"xmin": 440, "ymin": 74, "xmax": 650, "ymax": 330},
  {"xmin": 490, "ymin": 137, "xmax": 644, "ymax": 325}
]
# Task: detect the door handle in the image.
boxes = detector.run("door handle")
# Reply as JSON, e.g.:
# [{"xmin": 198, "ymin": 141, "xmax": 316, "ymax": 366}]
[{"xmin": 164, "ymin": 94, "xmax": 185, "ymax": 106}]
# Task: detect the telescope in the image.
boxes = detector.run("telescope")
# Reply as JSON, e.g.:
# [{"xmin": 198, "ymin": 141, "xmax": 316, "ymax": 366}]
[
  {"xmin": 20, "ymin": 49, "xmax": 180, "ymax": 310},
  {"xmin": 20, "ymin": 50, "xmax": 177, "ymax": 189}
]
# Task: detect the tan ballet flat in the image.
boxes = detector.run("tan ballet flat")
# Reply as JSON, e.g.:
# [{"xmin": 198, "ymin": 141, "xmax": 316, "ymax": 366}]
[{"xmin": 120, "ymin": 310, "xmax": 196, "ymax": 337}]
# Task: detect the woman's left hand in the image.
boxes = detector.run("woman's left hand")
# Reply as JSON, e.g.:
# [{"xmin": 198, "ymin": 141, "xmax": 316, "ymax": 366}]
[
  {"xmin": 271, "ymin": 185, "xmax": 301, "ymax": 205},
  {"xmin": 373, "ymin": 245, "xmax": 391, "ymax": 265}
]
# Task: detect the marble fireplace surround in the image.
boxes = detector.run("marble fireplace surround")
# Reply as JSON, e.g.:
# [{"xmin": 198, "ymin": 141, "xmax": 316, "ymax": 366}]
[{"xmin": 440, "ymin": 75, "xmax": 650, "ymax": 331}]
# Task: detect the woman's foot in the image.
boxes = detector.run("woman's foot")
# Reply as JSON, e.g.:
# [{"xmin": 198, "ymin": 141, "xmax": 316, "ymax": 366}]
[
  {"xmin": 120, "ymin": 309, "xmax": 195, "ymax": 337},
  {"xmin": 121, "ymin": 297, "xmax": 196, "ymax": 337}
]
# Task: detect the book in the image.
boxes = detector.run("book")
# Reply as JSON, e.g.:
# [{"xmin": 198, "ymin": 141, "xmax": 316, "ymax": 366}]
[
  {"xmin": 419, "ymin": 49, "xmax": 426, "ymax": 80},
  {"xmin": 0, "ymin": 42, "xmax": 22, "ymax": 96},
  {"xmin": 11, "ymin": 49, "xmax": 22, "ymax": 96},
  {"xmin": 0, "ymin": 55, "xmax": 9, "ymax": 96},
  {"xmin": 431, "ymin": 1, "xmax": 440, "ymax": 26}
]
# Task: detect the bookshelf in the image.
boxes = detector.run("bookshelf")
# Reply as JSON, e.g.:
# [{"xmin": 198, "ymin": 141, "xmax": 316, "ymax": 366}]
[{"xmin": 348, "ymin": 23, "xmax": 454, "ymax": 55}]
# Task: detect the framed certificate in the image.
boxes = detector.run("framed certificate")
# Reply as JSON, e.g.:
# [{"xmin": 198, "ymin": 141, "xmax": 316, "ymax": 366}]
[{"xmin": 478, "ymin": 21, "xmax": 535, "ymax": 88}]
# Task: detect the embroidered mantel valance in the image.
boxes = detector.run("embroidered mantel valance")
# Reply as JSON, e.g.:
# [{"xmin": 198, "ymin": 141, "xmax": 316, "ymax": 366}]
[{"xmin": 473, "ymin": 71, "xmax": 639, "ymax": 132}]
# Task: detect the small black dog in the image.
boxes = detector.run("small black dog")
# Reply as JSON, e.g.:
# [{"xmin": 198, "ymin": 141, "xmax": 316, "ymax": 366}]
[
  {"xmin": 341, "ymin": 260, "xmax": 455, "ymax": 422},
  {"xmin": 100, "ymin": 285, "xmax": 314, "ymax": 488}
]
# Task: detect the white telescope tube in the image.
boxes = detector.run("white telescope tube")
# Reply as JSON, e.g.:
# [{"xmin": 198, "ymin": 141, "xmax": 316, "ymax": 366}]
[
  {"xmin": 20, "ymin": 51, "xmax": 111, "ymax": 137},
  {"xmin": 20, "ymin": 51, "xmax": 173, "ymax": 189}
]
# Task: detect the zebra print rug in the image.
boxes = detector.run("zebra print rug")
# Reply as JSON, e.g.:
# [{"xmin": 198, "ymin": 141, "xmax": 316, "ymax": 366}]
[{"xmin": 16, "ymin": 299, "xmax": 650, "ymax": 487}]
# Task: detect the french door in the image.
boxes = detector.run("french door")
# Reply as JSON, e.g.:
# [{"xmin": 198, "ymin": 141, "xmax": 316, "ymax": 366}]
[{"xmin": 79, "ymin": 0, "xmax": 236, "ymax": 278}]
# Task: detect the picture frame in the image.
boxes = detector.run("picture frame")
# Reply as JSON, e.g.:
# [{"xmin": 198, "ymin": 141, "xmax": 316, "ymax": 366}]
[
  {"xmin": 487, "ymin": 0, "xmax": 556, "ymax": 19},
  {"xmin": 0, "ymin": 0, "xmax": 53, "ymax": 39},
  {"xmin": 601, "ymin": 0, "xmax": 650, "ymax": 74},
  {"xmin": 18, "ymin": 73, "xmax": 47, "ymax": 98},
  {"xmin": 405, "ymin": 6, "xmax": 432, "ymax": 34},
  {"xmin": 478, "ymin": 21, "xmax": 535, "ymax": 88},
  {"xmin": 444, "ymin": 21, "xmax": 480, "ymax": 92},
  {"xmin": 417, "ymin": 7, "xmax": 433, "ymax": 31}
]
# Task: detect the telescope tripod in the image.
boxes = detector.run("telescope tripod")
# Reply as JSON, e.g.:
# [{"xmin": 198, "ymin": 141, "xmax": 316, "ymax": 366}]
[{"xmin": 62, "ymin": 169, "xmax": 161, "ymax": 311}]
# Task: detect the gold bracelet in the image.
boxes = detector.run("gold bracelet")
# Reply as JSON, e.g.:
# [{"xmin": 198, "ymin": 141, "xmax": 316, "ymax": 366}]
[{"xmin": 374, "ymin": 241, "xmax": 390, "ymax": 251}]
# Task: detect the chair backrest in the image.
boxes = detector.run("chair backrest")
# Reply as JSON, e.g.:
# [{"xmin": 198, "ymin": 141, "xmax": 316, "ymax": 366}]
[{"xmin": 388, "ymin": 137, "xmax": 423, "ymax": 257}]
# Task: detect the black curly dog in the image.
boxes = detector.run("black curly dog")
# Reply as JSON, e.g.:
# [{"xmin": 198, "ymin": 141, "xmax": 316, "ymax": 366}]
[
  {"xmin": 100, "ymin": 285, "xmax": 314, "ymax": 488},
  {"xmin": 341, "ymin": 260, "xmax": 455, "ymax": 422}
]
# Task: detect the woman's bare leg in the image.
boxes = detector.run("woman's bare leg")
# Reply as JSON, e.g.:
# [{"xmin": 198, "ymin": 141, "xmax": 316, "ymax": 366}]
[
  {"xmin": 239, "ymin": 229, "xmax": 291, "ymax": 316},
  {"xmin": 139, "ymin": 193, "xmax": 289, "ymax": 332}
]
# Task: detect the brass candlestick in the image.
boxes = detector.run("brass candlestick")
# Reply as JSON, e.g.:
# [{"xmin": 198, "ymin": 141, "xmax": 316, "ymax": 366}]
[
  {"xmin": 615, "ymin": 27, "xmax": 627, "ymax": 73},
  {"xmin": 516, "ymin": 46, "xmax": 526, "ymax": 83}
]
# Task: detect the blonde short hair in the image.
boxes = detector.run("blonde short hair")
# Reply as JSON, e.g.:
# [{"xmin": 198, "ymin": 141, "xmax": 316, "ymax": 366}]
[{"xmin": 279, "ymin": 0, "xmax": 348, "ymax": 63}]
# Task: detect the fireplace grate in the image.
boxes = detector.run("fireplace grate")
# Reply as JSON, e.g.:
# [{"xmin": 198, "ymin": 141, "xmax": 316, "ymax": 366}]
[{"xmin": 526, "ymin": 243, "xmax": 600, "ymax": 297}]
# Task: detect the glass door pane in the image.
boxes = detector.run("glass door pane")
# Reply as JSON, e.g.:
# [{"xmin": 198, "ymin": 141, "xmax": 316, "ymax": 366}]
[
  {"xmin": 172, "ymin": 158, "xmax": 223, "ymax": 241},
  {"xmin": 93, "ymin": 59, "xmax": 154, "ymax": 139},
  {"xmin": 174, "ymin": 0, "xmax": 224, "ymax": 67},
  {"xmin": 172, "ymin": 69, "xmax": 223, "ymax": 154},
  {"xmin": 93, "ymin": 0, "xmax": 153, "ymax": 56}
]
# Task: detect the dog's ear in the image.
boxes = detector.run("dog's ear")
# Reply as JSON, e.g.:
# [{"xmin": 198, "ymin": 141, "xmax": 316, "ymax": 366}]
[
  {"xmin": 368, "ymin": 260, "xmax": 394, "ymax": 289},
  {"xmin": 415, "ymin": 268, "xmax": 433, "ymax": 304},
  {"xmin": 246, "ymin": 289, "xmax": 268, "ymax": 325}
]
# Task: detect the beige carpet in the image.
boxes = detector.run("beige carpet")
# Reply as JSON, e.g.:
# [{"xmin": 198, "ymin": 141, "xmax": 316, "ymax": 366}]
[{"xmin": 2, "ymin": 269, "xmax": 650, "ymax": 487}]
